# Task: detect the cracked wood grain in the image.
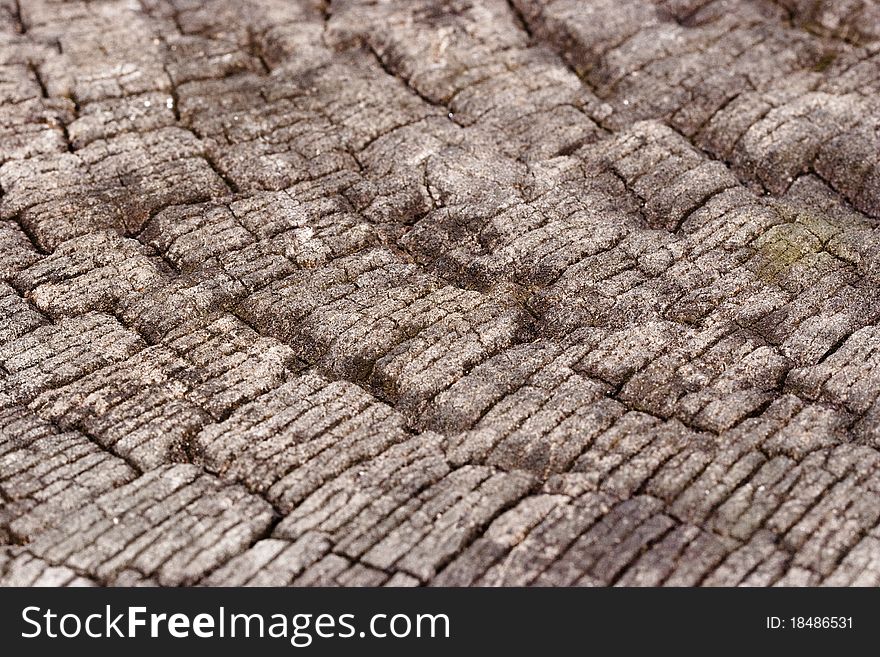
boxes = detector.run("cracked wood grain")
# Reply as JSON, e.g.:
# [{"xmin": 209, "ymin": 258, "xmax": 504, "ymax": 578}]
[{"xmin": 2, "ymin": 0, "xmax": 880, "ymax": 587}]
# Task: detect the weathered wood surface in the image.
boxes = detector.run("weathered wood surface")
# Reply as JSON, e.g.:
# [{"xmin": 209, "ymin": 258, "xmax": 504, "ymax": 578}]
[{"xmin": 3, "ymin": 0, "xmax": 880, "ymax": 586}]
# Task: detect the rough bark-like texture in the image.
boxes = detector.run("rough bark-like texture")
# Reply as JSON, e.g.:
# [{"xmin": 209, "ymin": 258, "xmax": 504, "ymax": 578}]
[{"xmin": 2, "ymin": 0, "xmax": 880, "ymax": 587}]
